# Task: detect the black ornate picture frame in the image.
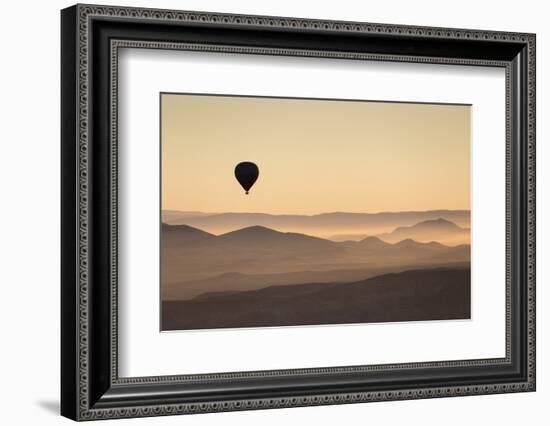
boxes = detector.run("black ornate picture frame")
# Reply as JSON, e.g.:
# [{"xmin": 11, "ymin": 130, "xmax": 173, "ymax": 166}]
[{"xmin": 61, "ymin": 4, "xmax": 536, "ymax": 421}]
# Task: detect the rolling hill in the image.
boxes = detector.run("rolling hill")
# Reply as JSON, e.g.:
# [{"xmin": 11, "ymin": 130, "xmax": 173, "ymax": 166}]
[
  {"xmin": 162, "ymin": 267, "xmax": 471, "ymax": 330},
  {"xmin": 161, "ymin": 262, "xmax": 469, "ymax": 300}
]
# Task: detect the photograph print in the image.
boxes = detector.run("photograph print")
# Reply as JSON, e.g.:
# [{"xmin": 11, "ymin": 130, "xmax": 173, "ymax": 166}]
[{"xmin": 160, "ymin": 93, "xmax": 471, "ymax": 331}]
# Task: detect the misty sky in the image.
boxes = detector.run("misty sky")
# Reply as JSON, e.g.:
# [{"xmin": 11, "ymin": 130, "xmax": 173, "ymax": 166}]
[{"xmin": 161, "ymin": 93, "xmax": 470, "ymax": 215}]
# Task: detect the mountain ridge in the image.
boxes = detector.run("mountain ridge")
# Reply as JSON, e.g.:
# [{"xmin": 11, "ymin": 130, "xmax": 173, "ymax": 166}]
[
  {"xmin": 163, "ymin": 223, "xmax": 460, "ymax": 248},
  {"xmin": 161, "ymin": 222, "xmax": 470, "ymax": 287},
  {"xmin": 377, "ymin": 217, "xmax": 470, "ymax": 245},
  {"xmin": 162, "ymin": 209, "xmax": 471, "ymax": 237}
]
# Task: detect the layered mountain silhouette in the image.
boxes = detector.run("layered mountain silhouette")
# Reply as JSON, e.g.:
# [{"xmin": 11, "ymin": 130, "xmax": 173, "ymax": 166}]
[
  {"xmin": 376, "ymin": 218, "xmax": 470, "ymax": 245},
  {"xmin": 161, "ymin": 213, "xmax": 472, "ymax": 330},
  {"xmin": 162, "ymin": 210, "xmax": 470, "ymax": 238},
  {"xmin": 162, "ymin": 267, "xmax": 471, "ymax": 330},
  {"xmin": 161, "ymin": 223, "xmax": 470, "ymax": 301}
]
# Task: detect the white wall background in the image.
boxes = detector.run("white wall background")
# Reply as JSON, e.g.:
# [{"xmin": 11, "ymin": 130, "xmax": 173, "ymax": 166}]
[{"xmin": 0, "ymin": 0, "xmax": 546, "ymax": 424}]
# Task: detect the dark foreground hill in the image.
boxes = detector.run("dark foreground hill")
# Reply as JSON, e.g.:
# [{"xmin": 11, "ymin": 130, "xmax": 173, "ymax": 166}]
[{"xmin": 162, "ymin": 267, "xmax": 470, "ymax": 331}]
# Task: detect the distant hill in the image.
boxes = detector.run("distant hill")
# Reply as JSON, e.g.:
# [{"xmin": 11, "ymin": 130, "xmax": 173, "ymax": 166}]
[
  {"xmin": 162, "ymin": 267, "xmax": 471, "ymax": 330},
  {"xmin": 377, "ymin": 218, "xmax": 470, "ymax": 245},
  {"xmin": 162, "ymin": 210, "xmax": 471, "ymax": 237},
  {"xmin": 161, "ymin": 224, "xmax": 470, "ymax": 291},
  {"xmin": 215, "ymin": 225, "xmax": 337, "ymax": 252},
  {"xmin": 355, "ymin": 236, "xmax": 393, "ymax": 250}
]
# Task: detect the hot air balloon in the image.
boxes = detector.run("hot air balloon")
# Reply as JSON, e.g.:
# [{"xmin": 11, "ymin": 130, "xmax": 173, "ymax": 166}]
[{"xmin": 234, "ymin": 162, "xmax": 259, "ymax": 194}]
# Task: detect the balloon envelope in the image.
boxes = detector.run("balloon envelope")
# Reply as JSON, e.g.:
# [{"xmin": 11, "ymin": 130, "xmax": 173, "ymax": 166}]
[{"xmin": 234, "ymin": 162, "xmax": 259, "ymax": 194}]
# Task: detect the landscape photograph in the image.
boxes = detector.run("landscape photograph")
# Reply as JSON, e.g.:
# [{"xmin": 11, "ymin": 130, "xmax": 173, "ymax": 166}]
[{"xmin": 160, "ymin": 93, "xmax": 471, "ymax": 331}]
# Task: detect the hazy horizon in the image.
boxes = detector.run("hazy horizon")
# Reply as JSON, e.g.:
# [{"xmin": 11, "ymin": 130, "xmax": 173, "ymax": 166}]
[
  {"xmin": 162, "ymin": 208, "xmax": 471, "ymax": 215},
  {"xmin": 162, "ymin": 221, "xmax": 471, "ymax": 244},
  {"xmin": 162, "ymin": 209, "xmax": 471, "ymax": 246}
]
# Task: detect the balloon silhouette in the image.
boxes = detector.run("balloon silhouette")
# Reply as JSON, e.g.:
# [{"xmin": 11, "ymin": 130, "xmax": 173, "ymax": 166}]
[{"xmin": 234, "ymin": 162, "xmax": 259, "ymax": 194}]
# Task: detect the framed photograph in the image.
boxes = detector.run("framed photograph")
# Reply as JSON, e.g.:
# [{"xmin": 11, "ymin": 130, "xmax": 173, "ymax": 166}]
[{"xmin": 61, "ymin": 4, "xmax": 536, "ymax": 421}]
